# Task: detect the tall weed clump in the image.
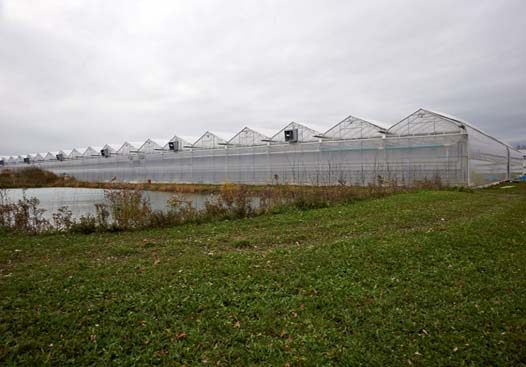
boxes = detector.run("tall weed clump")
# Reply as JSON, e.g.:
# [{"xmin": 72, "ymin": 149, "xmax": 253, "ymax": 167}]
[
  {"xmin": 0, "ymin": 189, "xmax": 49, "ymax": 233},
  {"xmin": 69, "ymin": 190, "xmax": 152, "ymax": 232},
  {"xmin": 103, "ymin": 190, "xmax": 151, "ymax": 230},
  {"xmin": 202, "ymin": 183, "xmax": 256, "ymax": 220},
  {"xmin": 147, "ymin": 194, "xmax": 198, "ymax": 227}
]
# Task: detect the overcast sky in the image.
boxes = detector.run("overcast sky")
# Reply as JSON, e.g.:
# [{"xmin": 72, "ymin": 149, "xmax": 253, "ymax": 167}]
[{"xmin": 1, "ymin": 0, "xmax": 525, "ymax": 155}]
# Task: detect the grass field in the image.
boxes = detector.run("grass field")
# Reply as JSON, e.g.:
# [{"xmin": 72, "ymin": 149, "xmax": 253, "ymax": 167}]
[{"xmin": 1, "ymin": 184, "xmax": 525, "ymax": 366}]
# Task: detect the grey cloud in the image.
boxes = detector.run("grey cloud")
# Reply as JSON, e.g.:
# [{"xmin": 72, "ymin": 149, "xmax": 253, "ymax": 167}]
[{"xmin": 0, "ymin": 0, "xmax": 525, "ymax": 155}]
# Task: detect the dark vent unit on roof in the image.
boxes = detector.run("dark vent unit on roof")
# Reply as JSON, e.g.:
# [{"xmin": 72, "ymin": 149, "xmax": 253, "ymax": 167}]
[
  {"xmin": 284, "ymin": 129, "xmax": 298, "ymax": 143},
  {"xmin": 56, "ymin": 153, "xmax": 65, "ymax": 161},
  {"xmin": 168, "ymin": 141, "xmax": 180, "ymax": 151},
  {"xmin": 23, "ymin": 157, "xmax": 30, "ymax": 164},
  {"xmin": 101, "ymin": 148, "xmax": 110, "ymax": 157}
]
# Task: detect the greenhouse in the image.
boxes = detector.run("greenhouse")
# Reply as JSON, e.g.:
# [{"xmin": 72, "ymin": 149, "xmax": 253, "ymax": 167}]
[
  {"xmin": 137, "ymin": 139, "xmax": 170, "ymax": 154},
  {"xmin": 56, "ymin": 150, "xmax": 73, "ymax": 161},
  {"xmin": 228, "ymin": 127, "xmax": 269, "ymax": 146},
  {"xmin": 319, "ymin": 115, "xmax": 386, "ymax": 140},
  {"xmin": 386, "ymin": 109, "xmax": 524, "ymax": 186},
  {"xmin": 3, "ymin": 109, "xmax": 524, "ymax": 187},
  {"xmin": 165, "ymin": 135, "xmax": 192, "ymax": 151},
  {"xmin": 43, "ymin": 152, "xmax": 57, "ymax": 161},
  {"xmin": 68, "ymin": 148, "xmax": 84, "ymax": 159},
  {"xmin": 101, "ymin": 144, "xmax": 121, "ymax": 157},
  {"xmin": 116, "ymin": 142, "xmax": 143, "ymax": 155},
  {"xmin": 82, "ymin": 146, "xmax": 103, "ymax": 158},
  {"xmin": 269, "ymin": 122, "xmax": 320, "ymax": 143},
  {"xmin": 26, "ymin": 153, "xmax": 45, "ymax": 163},
  {"xmin": 191, "ymin": 132, "xmax": 227, "ymax": 149}
]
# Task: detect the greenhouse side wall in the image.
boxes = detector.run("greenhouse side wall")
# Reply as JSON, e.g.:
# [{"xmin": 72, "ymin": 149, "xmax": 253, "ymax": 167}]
[
  {"xmin": 31, "ymin": 133, "xmax": 469, "ymax": 187},
  {"xmin": 466, "ymin": 126, "xmax": 515, "ymax": 186},
  {"xmin": 509, "ymin": 148, "xmax": 524, "ymax": 179}
]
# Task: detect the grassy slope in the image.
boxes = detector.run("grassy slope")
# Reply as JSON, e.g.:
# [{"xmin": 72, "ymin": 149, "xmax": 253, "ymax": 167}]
[{"xmin": 0, "ymin": 185, "xmax": 525, "ymax": 366}]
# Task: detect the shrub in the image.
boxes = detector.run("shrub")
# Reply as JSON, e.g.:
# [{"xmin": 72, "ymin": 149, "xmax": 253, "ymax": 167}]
[
  {"xmin": 52, "ymin": 206, "xmax": 74, "ymax": 232},
  {"xmin": 0, "ymin": 167, "xmax": 76, "ymax": 188},
  {"xmin": 0, "ymin": 189, "xmax": 49, "ymax": 233},
  {"xmin": 70, "ymin": 215, "xmax": 98, "ymax": 234},
  {"xmin": 104, "ymin": 190, "xmax": 151, "ymax": 230}
]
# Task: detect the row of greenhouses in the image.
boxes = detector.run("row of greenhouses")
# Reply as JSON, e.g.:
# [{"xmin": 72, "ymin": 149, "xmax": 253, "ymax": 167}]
[{"xmin": 2, "ymin": 109, "xmax": 524, "ymax": 187}]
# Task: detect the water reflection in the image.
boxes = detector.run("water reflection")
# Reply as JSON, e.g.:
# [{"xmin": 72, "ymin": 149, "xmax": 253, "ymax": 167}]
[{"xmin": 2, "ymin": 187, "xmax": 215, "ymax": 220}]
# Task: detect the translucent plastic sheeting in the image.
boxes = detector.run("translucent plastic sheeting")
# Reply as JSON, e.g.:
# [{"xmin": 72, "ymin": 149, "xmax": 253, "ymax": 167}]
[
  {"xmin": 271, "ymin": 122, "xmax": 320, "ymax": 143},
  {"xmin": 31, "ymin": 134, "xmax": 469, "ymax": 187},
  {"xmin": 228, "ymin": 127, "xmax": 269, "ymax": 146},
  {"xmin": 466, "ymin": 125, "xmax": 511, "ymax": 186},
  {"xmin": 9, "ymin": 107, "xmax": 524, "ymax": 187},
  {"xmin": 509, "ymin": 148, "xmax": 524, "ymax": 178},
  {"xmin": 322, "ymin": 115, "xmax": 385, "ymax": 139},
  {"xmin": 388, "ymin": 109, "xmax": 463, "ymax": 136}
]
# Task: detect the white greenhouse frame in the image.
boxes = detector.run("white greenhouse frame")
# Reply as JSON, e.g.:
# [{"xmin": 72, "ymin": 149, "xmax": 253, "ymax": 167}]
[{"xmin": 4, "ymin": 108, "xmax": 524, "ymax": 187}]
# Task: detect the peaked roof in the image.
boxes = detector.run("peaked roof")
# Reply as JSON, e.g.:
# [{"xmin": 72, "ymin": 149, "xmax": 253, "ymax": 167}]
[
  {"xmin": 164, "ymin": 135, "xmax": 192, "ymax": 149},
  {"xmin": 227, "ymin": 127, "xmax": 269, "ymax": 146},
  {"xmin": 137, "ymin": 139, "xmax": 170, "ymax": 152},
  {"xmin": 117, "ymin": 141, "xmax": 143, "ymax": 154},
  {"xmin": 389, "ymin": 108, "xmax": 518, "ymax": 150},
  {"xmin": 424, "ymin": 109, "xmax": 519, "ymax": 149},
  {"xmin": 271, "ymin": 122, "xmax": 320, "ymax": 143},
  {"xmin": 192, "ymin": 131, "xmax": 227, "ymax": 149},
  {"xmin": 321, "ymin": 115, "xmax": 386, "ymax": 140},
  {"xmin": 388, "ymin": 108, "xmax": 463, "ymax": 136},
  {"xmin": 102, "ymin": 144, "xmax": 121, "ymax": 151},
  {"xmin": 66, "ymin": 149, "xmax": 83, "ymax": 159},
  {"xmin": 29, "ymin": 153, "xmax": 44, "ymax": 160},
  {"xmin": 44, "ymin": 152, "xmax": 56, "ymax": 160},
  {"xmin": 82, "ymin": 146, "xmax": 103, "ymax": 156}
]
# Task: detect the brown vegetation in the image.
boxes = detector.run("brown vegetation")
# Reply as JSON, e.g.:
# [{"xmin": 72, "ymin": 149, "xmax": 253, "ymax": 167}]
[{"xmin": 1, "ymin": 167, "xmax": 452, "ymax": 235}]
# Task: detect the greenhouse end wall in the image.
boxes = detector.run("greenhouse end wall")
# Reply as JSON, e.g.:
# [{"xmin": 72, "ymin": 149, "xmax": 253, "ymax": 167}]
[{"xmin": 32, "ymin": 133, "xmax": 469, "ymax": 187}]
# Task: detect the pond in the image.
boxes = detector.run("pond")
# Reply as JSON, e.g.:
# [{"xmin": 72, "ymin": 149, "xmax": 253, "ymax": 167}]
[{"xmin": 0, "ymin": 187, "xmax": 216, "ymax": 220}]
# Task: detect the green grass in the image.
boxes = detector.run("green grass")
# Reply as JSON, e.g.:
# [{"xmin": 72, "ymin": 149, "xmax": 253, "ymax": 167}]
[{"xmin": 1, "ymin": 184, "xmax": 525, "ymax": 366}]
